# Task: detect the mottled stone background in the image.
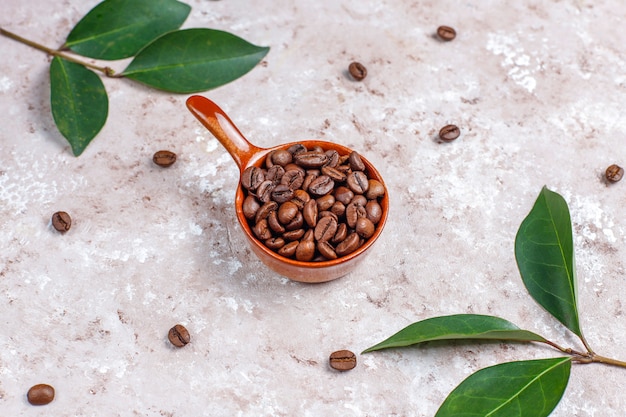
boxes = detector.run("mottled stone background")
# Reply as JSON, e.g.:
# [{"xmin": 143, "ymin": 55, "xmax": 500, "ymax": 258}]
[{"xmin": 2, "ymin": 0, "xmax": 626, "ymax": 416}]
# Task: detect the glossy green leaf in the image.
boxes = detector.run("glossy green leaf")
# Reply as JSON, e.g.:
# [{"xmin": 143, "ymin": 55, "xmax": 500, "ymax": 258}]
[
  {"xmin": 362, "ymin": 314, "xmax": 547, "ymax": 353},
  {"xmin": 50, "ymin": 57, "xmax": 108, "ymax": 156},
  {"xmin": 435, "ymin": 357, "xmax": 571, "ymax": 417},
  {"xmin": 65, "ymin": 0, "xmax": 191, "ymax": 60},
  {"xmin": 515, "ymin": 187, "xmax": 581, "ymax": 337},
  {"xmin": 122, "ymin": 28, "xmax": 270, "ymax": 93}
]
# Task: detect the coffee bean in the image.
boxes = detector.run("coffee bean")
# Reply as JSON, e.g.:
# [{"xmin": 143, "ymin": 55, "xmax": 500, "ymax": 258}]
[
  {"xmin": 317, "ymin": 241, "xmax": 338, "ymax": 260},
  {"xmin": 278, "ymin": 201, "xmax": 299, "ymax": 224},
  {"xmin": 349, "ymin": 151, "xmax": 365, "ymax": 171},
  {"xmin": 256, "ymin": 180, "xmax": 276, "ymax": 203},
  {"xmin": 282, "ymin": 170, "xmax": 305, "ymax": 190},
  {"xmin": 439, "ymin": 124, "xmax": 460, "ymax": 142},
  {"xmin": 346, "ymin": 202, "xmax": 367, "ymax": 228},
  {"xmin": 366, "ymin": 200, "xmax": 383, "ymax": 224},
  {"xmin": 437, "ymin": 25, "xmax": 456, "ymax": 41},
  {"xmin": 316, "ymin": 194, "xmax": 335, "ymax": 211},
  {"xmin": 295, "ymin": 230, "xmax": 315, "ymax": 261},
  {"xmin": 332, "ymin": 223, "xmax": 348, "ymax": 244},
  {"xmin": 242, "ymin": 166, "xmax": 265, "ymax": 191},
  {"xmin": 271, "ymin": 149, "xmax": 293, "ymax": 166},
  {"xmin": 329, "ymin": 350, "xmax": 357, "ymax": 371},
  {"xmin": 27, "ymin": 383, "xmax": 55, "ymax": 405},
  {"xmin": 268, "ymin": 210, "xmax": 286, "ymax": 233},
  {"xmin": 287, "ymin": 143, "xmax": 307, "ymax": 155},
  {"xmin": 153, "ymin": 150, "xmax": 177, "ymax": 167},
  {"xmin": 51, "ymin": 211, "xmax": 71, "ymax": 233},
  {"xmin": 606, "ymin": 164, "xmax": 624, "ymax": 183},
  {"xmin": 355, "ymin": 217, "xmax": 376, "ymax": 239},
  {"xmin": 253, "ymin": 218, "xmax": 272, "ymax": 240},
  {"xmin": 243, "ymin": 195, "xmax": 261, "ymax": 220},
  {"xmin": 336, "ymin": 233, "xmax": 361, "ymax": 256},
  {"xmin": 334, "ymin": 186, "xmax": 354, "ymax": 205},
  {"xmin": 309, "ymin": 175, "xmax": 335, "ymax": 197},
  {"xmin": 278, "ymin": 240, "xmax": 299, "ymax": 257},
  {"xmin": 265, "ymin": 237, "xmax": 285, "ymax": 250},
  {"xmin": 303, "ymin": 198, "xmax": 318, "ymax": 227},
  {"xmin": 348, "ymin": 62, "xmax": 367, "ymax": 81},
  {"xmin": 271, "ymin": 184, "xmax": 294, "ymax": 204},
  {"xmin": 266, "ymin": 165, "xmax": 285, "ymax": 184},
  {"xmin": 321, "ymin": 165, "xmax": 347, "ymax": 182},
  {"xmin": 294, "ymin": 152, "xmax": 329, "ymax": 168},
  {"xmin": 314, "ymin": 216, "xmax": 338, "ymax": 242},
  {"xmin": 168, "ymin": 324, "xmax": 190, "ymax": 347},
  {"xmin": 346, "ymin": 171, "xmax": 369, "ymax": 194}
]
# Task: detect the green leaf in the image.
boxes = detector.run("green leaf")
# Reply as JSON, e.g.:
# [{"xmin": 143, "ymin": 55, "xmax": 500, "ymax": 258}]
[
  {"xmin": 65, "ymin": 0, "xmax": 191, "ymax": 60},
  {"xmin": 362, "ymin": 314, "xmax": 547, "ymax": 353},
  {"xmin": 435, "ymin": 357, "xmax": 571, "ymax": 417},
  {"xmin": 122, "ymin": 28, "xmax": 270, "ymax": 93},
  {"xmin": 515, "ymin": 186, "xmax": 581, "ymax": 336},
  {"xmin": 50, "ymin": 57, "xmax": 109, "ymax": 156}
]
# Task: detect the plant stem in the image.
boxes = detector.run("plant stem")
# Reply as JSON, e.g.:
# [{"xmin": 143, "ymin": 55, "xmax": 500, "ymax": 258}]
[
  {"xmin": 0, "ymin": 27, "xmax": 117, "ymax": 76},
  {"xmin": 590, "ymin": 353, "xmax": 626, "ymax": 369}
]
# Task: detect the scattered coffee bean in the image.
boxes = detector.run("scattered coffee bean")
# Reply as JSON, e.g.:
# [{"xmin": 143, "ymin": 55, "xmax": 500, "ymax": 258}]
[
  {"xmin": 153, "ymin": 150, "xmax": 177, "ymax": 167},
  {"xmin": 168, "ymin": 324, "xmax": 190, "ymax": 347},
  {"xmin": 439, "ymin": 124, "xmax": 461, "ymax": 142},
  {"xmin": 27, "ymin": 383, "xmax": 55, "ymax": 405},
  {"xmin": 348, "ymin": 62, "xmax": 367, "ymax": 81},
  {"xmin": 329, "ymin": 350, "xmax": 357, "ymax": 371},
  {"xmin": 51, "ymin": 211, "xmax": 71, "ymax": 233},
  {"xmin": 437, "ymin": 25, "xmax": 456, "ymax": 41},
  {"xmin": 606, "ymin": 164, "xmax": 624, "ymax": 183},
  {"xmin": 240, "ymin": 144, "xmax": 385, "ymax": 262}
]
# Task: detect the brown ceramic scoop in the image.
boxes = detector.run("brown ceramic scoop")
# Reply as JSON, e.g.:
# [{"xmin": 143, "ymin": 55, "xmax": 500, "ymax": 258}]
[{"xmin": 186, "ymin": 95, "xmax": 388, "ymax": 283}]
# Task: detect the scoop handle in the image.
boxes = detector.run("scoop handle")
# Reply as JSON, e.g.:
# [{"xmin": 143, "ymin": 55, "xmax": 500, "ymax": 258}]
[{"xmin": 186, "ymin": 95, "xmax": 264, "ymax": 171}]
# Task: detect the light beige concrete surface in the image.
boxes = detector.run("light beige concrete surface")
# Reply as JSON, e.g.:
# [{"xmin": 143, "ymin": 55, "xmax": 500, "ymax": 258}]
[{"xmin": 2, "ymin": 0, "xmax": 626, "ymax": 415}]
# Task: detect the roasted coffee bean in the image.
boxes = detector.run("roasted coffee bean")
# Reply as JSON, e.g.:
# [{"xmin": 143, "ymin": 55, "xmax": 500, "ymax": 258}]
[
  {"xmin": 436, "ymin": 25, "xmax": 456, "ymax": 41},
  {"xmin": 314, "ymin": 216, "xmax": 338, "ymax": 242},
  {"xmin": 268, "ymin": 210, "xmax": 286, "ymax": 233},
  {"xmin": 366, "ymin": 179, "xmax": 386, "ymax": 199},
  {"xmin": 296, "ymin": 230, "xmax": 315, "ymax": 261},
  {"xmin": 302, "ymin": 172, "xmax": 318, "ymax": 191},
  {"xmin": 330, "ymin": 201, "xmax": 346, "ymax": 218},
  {"xmin": 303, "ymin": 198, "xmax": 318, "ymax": 227},
  {"xmin": 317, "ymin": 241, "xmax": 338, "ymax": 260},
  {"xmin": 284, "ymin": 163, "xmax": 305, "ymax": 175},
  {"xmin": 281, "ymin": 170, "xmax": 305, "ymax": 191},
  {"xmin": 278, "ymin": 201, "xmax": 299, "ymax": 224},
  {"xmin": 321, "ymin": 165, "xmax": 347, "ymax": 182},
  {"xmin": 325, "ymin": 150, "xmax": 340, "ymax": 167},
  {"xmin": 153, "ymin": 150, "xmax": 177, "ymax": 167},
  {"xmin": 291, "ymin": 189, "xmax": 310, "ymax": 210},
  {"xmin": 348, "ymin": 62, "xmax": 367, "ymax": 81},
  {"xmin": 347, "ymin": 171, "xmax": 369, "ymax": 194},
  {"xmin": 271, "ymin": 184, "xmax": 294, "ymax": 204},
  {"xmin": 309, "ymin": 175, "xmax": 335, "ymax": 196},
  {"xmin": 168, "ymin": 324, "xmax": 190, "ymax": 347},
  {"xmin": 346, "ymin": 202, "xmax": 367, "ymax": 229},
  {"xmin": 272, "ymin": 149, "xmax": 293, "ymax": 166},
  {"xmin": 356, "ymin": 217, "xmax": 376, "ymax": 239},
  {"xmin": 336, "ymin": 233, "xmax": 361, "ymax": 256},
  {"xmin": 319, "ymin": 210, "xmax": 339, "ymax": 222},
  {"xmin": 51, "ymin": 211, "xmax": 71, "ymax": 233},
  {"xmin": 349, "ymin": 151, "xmax": 365, "ymax": 171},
  {"xmin": 287, "ymin": 143, "xmax": 307, "ymax": 155},
  {"xmin": 284, "ymin": 211, "xmax": 304, "ymax": 231},
  {"xmin": 253, "ymin": 219, "xmax": 272, "ymax": 240},
  {"xmin": 278, "ymin": 240, "xmax": 299, "ymax": 257},
  {"xmin": 283, "ymin": 228, "xmax": 305, "ymax": 241},
  {"xmin": 366, "ymin": 200, "xmax": 383, "ymax": 224},
  {"xmin": 241, "ymin": 166, "xmax": 265, "ymax": 191},
  {"xmin": 334, "ymin": 186, "xmax": 354, "ymax": 205},
  {"xmin": 243, "ymin": 195, "xmax": 261, "ymax": 219},
  {"xmin": 317, "ymin": 194, "xmax": 336, "ymax": 211},
  {"xmin": 351, "ymin": 195, "xmax": 367, "ymax": 207},
  {"xmin": 256, "ymin": 180, "xmax": 275, "ymax": 203},
  {"xmin": 265, "ymin": 237, "xmax": 285, "ymax": 250},
  {"xmin": 329, "ymin": 350, "xmax": 357, "ymax": 371},
  {"xmin": 266, "ymin": 165, "xmax": 285, "ymax": 184},
  {"xmin": 439, "ymin": 124, "xmax": 460, "ymax": 142},
  {"xmin": 606, "ymin": 164, "xmax": 624, "ymax": 183},
  {"xmin": 27, "ymin": 383, "xmax": 55, "ymax": 405},
  {"xmin": 254, "ymin": 201, "xmax": 278, "ymax": 224},
  {"xmin": 294, "ymin": 151, "xmax": 329, "ymax": 168},
  {"xmin": 332, "ymin": 223, "xmax": 348, "ymax": 244},
  {"xmin": 265, "ymin": 151, "xmax": 276, "ymax": 168}
]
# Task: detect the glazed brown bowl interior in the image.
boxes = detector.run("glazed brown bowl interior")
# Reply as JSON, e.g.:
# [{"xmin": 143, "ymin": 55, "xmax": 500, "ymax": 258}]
[{"xmin": 186, "ymin": 95, "xmax": 389, "ymax": 283}]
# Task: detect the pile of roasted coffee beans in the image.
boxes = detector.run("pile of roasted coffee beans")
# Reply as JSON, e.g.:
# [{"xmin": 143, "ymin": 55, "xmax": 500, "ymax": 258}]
[{"xmin": 241, "ymin": 144, "xmax": 385, "ymax": 262}]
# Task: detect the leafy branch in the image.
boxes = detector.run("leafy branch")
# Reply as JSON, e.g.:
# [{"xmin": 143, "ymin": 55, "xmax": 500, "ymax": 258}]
[
  {"xmin": 363, "ymin": 186, "xmax": 625, "ymax": 416},
  {"xmin": 1, "ymin": 0, "xmax": 269, "ymax": 156}
]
